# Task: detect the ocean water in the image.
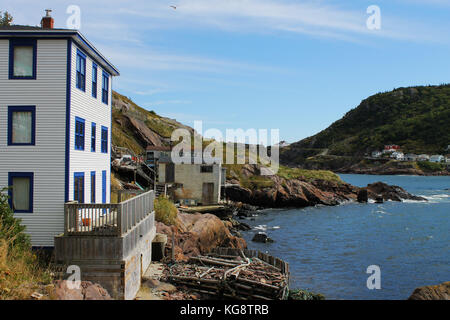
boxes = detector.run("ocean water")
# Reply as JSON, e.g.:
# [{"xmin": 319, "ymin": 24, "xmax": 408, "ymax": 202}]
[{"xmin": 241, "ymin": 174, "xmax": 450, "ymax": 300}]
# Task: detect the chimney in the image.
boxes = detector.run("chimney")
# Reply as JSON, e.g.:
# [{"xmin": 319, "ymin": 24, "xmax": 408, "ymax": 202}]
[{"xmin": 41, "ymin": 9, "xmax": 54, "ymax": 29}]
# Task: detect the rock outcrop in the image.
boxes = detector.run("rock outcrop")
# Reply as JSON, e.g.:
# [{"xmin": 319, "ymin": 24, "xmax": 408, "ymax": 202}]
[
  {"xmin": 156, "ymin": 213, "xmax": 246, "ymax": 261},
  {"xmin": 225, "ymin": 166, "xmax": 426, "ymax": 208},
  {"xmin": 366, "ymin": 182, "xmax": 427, "ymax": 202},
  {"xmin": 53, "ymin": 280, "xmax": 112, "ymax": 300},
  {"xmin": 226, "ymin": 175, "xmax": 358, "ymax": 208},
  {"xmin": 408, "ymin": 282, "xmax": 450, "ymax": 300}
]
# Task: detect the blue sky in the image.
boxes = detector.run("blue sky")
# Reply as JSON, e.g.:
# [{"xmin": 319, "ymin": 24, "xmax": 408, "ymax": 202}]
[{"xmin": 5, "ymin": 0, "xmax": 450, "ymax": 143}]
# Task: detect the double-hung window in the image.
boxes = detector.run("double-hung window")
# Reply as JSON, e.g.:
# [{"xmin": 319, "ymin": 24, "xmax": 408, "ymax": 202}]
[
  {"xmin": 8, "ymin": 106, "xmax": 36, "ymax": 145},
  {"xmin": 9, "ymin": 39, "xmax": 37, "ymax": 79},
  {"xmin": 91, "ymin": 122, "xmax": 96, "ymax": 152},
  {"xmin": 75, "ymin": 117, "xmax": 85, "ymax": 150},
  {"xmin": 91, "ymin": 171, "xmax": 96, "ymax": 203},
  {"xmin": 101, "ymin": 126, "xmax": 108, "ymax": 154},
  {"xmin": 8, "ymin": 172, "xmax": 34, "ymax": 213},
  {"xmin": 92, "ymin": 63, "xmax": 97, "ymax": 98},
  {"xmin": 74, "ymin": 172, "xmax": 85, "ymax": 203},
  {"xmin": 102, "ymin": 72, "xmax": 109, "ymax": 104},
  {"xmin": 76, "ymin": 50, "xmax": 86, "ymax": 91}
]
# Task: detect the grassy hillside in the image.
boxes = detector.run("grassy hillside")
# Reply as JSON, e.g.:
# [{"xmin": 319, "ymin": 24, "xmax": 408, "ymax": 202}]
[
  {"xmin": 112, "ymin": 91, "xmax": 193, "ymax": 155},
  {"xmin": 281, "ymin": 84, "xmax": 450, "ymax": 165}
]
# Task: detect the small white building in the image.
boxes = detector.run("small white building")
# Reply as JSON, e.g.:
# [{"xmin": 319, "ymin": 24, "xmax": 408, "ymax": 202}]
[
  {"xmin": 429, "ymin": 155, "xmax": 445, "ymax": 163},
  {"xmin": 391, "ymin": 151, "xmax": 404, "ymax": 161},
  {"xmin": 0, "ymin": 14, "xmax": 119, "ymax": 246},
  {"xmin": 404, "ymin": 154, "xmax": 418, "ymax": 162},
  {"xmin": 157, "ymin": 156, "xmax": 223, "ymax": 206},
  {"xmin": 371, "ymin": 151, "xmax": 382, "ymax": 158},
  {"xmin": 417, "ymin": 154, "xmax": 430, "ymax": 162}
]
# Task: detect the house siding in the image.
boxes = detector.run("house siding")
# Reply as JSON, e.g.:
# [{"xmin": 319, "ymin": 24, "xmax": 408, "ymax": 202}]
[
  {"xmin": 68, "ymin": 42, "xmax": 111, "ymax": 205},
  {"xmin": 0, "ymin": 39, "xmax": 68, "ymax": 247}
]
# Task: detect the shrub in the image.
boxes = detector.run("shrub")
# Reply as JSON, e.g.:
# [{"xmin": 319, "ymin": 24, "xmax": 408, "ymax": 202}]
[
  {"xmin": 288, "ymin": 289, "xmax": 325, "ymax": 300},
  {"xmin": 0, "ymin": 188, "xmax": 51, "ymax": 299},
  {"xmin": 0, "ymin": 188, "xmax": 30, "ymax": 251},
  {"xmin": 154, "ymin": 196, "xmax": 178, "ymax": 225},
  {"xmin": 417, "ymin": 161, "xmax": 444, "ymax": 172}
]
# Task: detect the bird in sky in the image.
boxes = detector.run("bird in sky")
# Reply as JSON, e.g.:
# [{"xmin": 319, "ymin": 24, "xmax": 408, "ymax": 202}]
[{"xmin": 170, "ymin": 5, "xmax": 177, "ymax": 10}]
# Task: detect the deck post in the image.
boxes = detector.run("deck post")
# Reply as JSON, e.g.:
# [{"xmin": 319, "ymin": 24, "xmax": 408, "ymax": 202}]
[{"xmin": 117, "ymin": 203, "xmax": 122, "ymax": 236}]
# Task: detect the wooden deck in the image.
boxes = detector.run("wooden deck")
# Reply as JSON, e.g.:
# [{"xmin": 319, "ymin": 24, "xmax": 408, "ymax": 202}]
[
  {"xmin": 55, "ymin": 190, "xmax": 157, "ymax": 299},
  {"xmin": 64, "ymin": 190, "xmax": 155, "ymax": 236}
]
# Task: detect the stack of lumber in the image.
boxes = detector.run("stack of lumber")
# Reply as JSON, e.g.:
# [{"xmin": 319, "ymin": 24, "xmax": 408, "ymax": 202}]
[{"xmin": 162, "ymin": 250, "xmax": 289, "ymax": 300}]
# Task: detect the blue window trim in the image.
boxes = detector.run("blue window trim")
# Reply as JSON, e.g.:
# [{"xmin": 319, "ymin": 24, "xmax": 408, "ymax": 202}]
[
  {"xmin": 9, "ymin": 38, "xmax": 37, "ymax": 80},
  {"xmin": 65, "ymin": 39, "xmax": 72, "ymax": 203},
  {"xmin": 74, "ymin": 116, "xmax": 85, "ymax": 151},
  {"xmin": 102, "ymin": 71, "xmax": 109, "ymax": 105},
  {"xmin": 101, "ymin": 126, "xmax": 108, "ymax": 154},
  {"xmin": 92, "ymin": 63, "xmax": 97, "ymax": 98},
  {"xmin": 91, "ymin": 122, "xmax": 96, "ymax": 152},
  {"xmin": 8, "ymin": 172, "xmax": 34, "ymax": 213},
  {"xmin": 74, "ymin": 172, "xmax": 85, "ymax": 203},
  {"xmin": 76, "ymin": 49, "xmax": 86, "ymax": 92},
  {"xmin": 102, "ymin": 170, "xmax": 107, "ymax": 204},
  {"xmin": 7, "ymin": 106, "xmax": 36, "ymax": 146},
  {"xmin": 90, "ymin": 171, "xmax": 96, "ymax": 203}
]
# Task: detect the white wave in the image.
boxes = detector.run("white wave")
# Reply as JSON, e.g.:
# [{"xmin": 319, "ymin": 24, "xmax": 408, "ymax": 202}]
[
  {"xmin": 254, "ymin": 225, "xmax": 267, "ymax": 231},
  {"xmin": 415, "ymin": 193, "xmax": 450, "ymax": 203}
]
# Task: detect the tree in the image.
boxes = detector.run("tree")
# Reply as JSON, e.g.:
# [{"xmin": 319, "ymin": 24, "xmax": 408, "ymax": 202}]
[{"xmin": 0, "ymin": 11, "xmax": 13, "ymax": 26}]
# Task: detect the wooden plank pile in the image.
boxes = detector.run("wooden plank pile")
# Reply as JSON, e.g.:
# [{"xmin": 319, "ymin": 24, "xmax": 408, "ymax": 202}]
[{"xmin": 162, "ymin": 249, "xmax": 289, "ymax": 300}]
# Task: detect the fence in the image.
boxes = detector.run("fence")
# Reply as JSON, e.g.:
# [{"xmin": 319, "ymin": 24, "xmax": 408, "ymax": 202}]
[{"xmin": 64, "ymin": 190, "xmax": 155, "ymax": 236}]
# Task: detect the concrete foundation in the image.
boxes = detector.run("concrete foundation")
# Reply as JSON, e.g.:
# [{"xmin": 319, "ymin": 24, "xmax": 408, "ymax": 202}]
[{"xmin": 54, "ymin": 212, "xmax": 156, "ymax": 300}]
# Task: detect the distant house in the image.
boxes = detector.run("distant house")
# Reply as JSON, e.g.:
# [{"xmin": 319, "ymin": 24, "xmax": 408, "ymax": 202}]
[
  {"xmin": 429, "ymin": 155, "xmax": 445, "ymax": 163},
  {"xmin": 445, "ymin": 156, "xmax": 450, "ymax": 164},
  {"xmin": 391, "ymin": 151, "xmax": 404, "ymax": 161},
  {"xmin": 145, "ymin": 145, "xmax": 171, "ymax": 168},
  {"xmin": 384, "ymin": 145, "xmax": 401, "ymax": 153},
  {"xmin": 0, "ymin": 14, "xmax": 119, "ymax": 246},
  {"xmin": 404, "ymin": 154, "xmax": 418, "ymax": 162},
  {"xmin": 417, "ymin": 154, "xmax": 430, "ymax": 162},
  {"xmin": 154, "ymin": 148, "xmax": 223, "ymax": 205},
  {"xmin": 371, "ymin": 151, "xmax": 382, "ymax": 158},
  {"xmin": 158, "ymin": 162, "xmax": 223, "ymax": 206}
]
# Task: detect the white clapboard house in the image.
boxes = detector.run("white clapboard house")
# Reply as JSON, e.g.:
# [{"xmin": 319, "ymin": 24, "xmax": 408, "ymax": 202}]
[{"xmin": 0, "ymin": 12, "xmax": 119, "ymax": 247}]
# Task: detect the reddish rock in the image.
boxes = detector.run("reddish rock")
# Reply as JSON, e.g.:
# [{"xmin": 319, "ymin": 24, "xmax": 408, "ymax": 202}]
[
  {"xmin": 156, "ymin": 213, "xmax": 246, "ymax": 261},
  {"xmin": 53, "ymin": 280, "xmax": 111, "ymax": 300},
  {"xmin": 408, "ymin": 282, "xmax": 450, "ymax": 300},
  {"xmin": 54, "ymin": 280, "xmax": 84, "ymax": 300}
]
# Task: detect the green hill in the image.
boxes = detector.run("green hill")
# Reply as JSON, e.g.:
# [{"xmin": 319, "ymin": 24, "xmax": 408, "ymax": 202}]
[{"xmin": 281, "ymin": 84, "xmax": 450, "ymax": 166}]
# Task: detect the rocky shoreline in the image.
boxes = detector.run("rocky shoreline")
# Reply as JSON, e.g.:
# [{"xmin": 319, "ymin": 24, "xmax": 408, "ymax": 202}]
[
  {"xmin": 337, "ymin": 167, "xmax": 450, "ymax": 176},
  {"xmin": 225, "ymin": 177, "xmax": 426, "ymax": 209}
]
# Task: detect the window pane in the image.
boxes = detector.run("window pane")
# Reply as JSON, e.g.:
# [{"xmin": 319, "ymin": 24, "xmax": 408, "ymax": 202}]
[
  {"xmin": 12, "ymin": 111, "xmax": 32, "ymax": 143},
  {"xmin": 14, "ymin": 46, "xmax": 33, "ymax": 77},
  {"xmin": 12, "ymin": 177, "xmax": 30, "ymax": 211}
]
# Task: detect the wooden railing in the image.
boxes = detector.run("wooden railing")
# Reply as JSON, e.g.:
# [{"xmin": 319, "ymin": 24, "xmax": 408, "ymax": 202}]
[{"xmin": 64, "ymin": 190, "xmax": 155, "ymax": 237}]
